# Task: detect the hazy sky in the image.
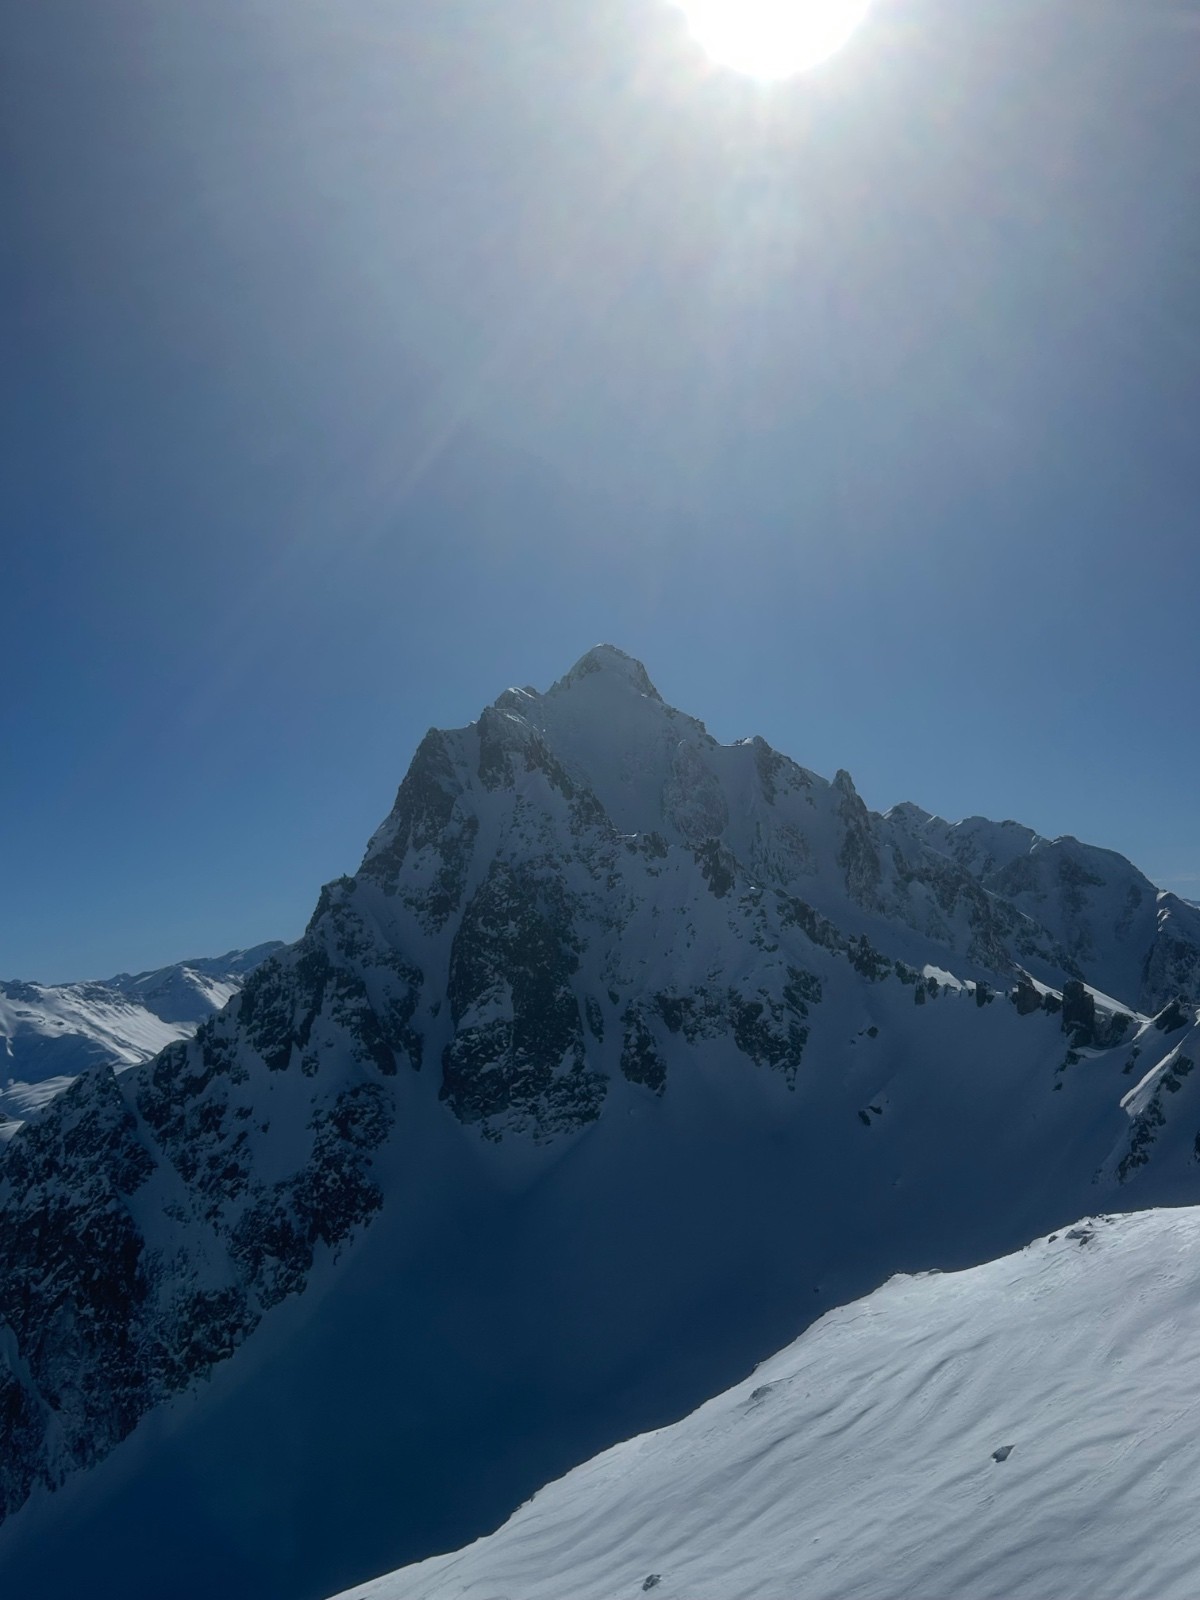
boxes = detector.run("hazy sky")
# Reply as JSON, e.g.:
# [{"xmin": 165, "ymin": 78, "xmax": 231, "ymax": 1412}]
[{"xmin": 3, "ymin": 0, "xmax": 1199, "ymax": 980}]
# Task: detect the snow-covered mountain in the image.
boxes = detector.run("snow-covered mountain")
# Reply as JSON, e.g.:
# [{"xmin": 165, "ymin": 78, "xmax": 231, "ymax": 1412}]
[
  {"xmin": 0, "ymin": 944, "xmax": 283, "ymax": 1131},
  {"xmin": 341, "ymin": 1206, "xmax": 1200, "ymax": 1600},
  {"xmin": 102, "ymin": 945, "xmax": 287, "ymax": 1024},
  {"xmin": 1, "ymin": 647, "xmax": 1199, "ymax": 1600},
  {"xmin": 885, "ymin": 806, "xmax": 1200, "ymax": 1015}
]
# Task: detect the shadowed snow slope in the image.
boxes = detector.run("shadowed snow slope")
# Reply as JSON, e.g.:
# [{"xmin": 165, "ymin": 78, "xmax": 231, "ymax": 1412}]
[{"xmin": 338, "ymin": 1207, "xmax": 1200, "ymax": 1600}]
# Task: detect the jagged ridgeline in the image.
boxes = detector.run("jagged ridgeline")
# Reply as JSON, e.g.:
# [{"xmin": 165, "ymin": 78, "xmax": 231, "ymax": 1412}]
[{"xmin": 3, "ymin": 645, "xmax": 1200, "ymax": 1600}]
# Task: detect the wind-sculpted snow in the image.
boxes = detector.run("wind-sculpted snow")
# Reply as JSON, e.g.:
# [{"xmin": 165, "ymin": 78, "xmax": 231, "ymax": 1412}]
[
  {"xmin": 340, "ymin": 1208, "xmax": 1200, "ymax": 1600},
  {"xmin": 3, "ymin": 646, "xmax": 1200, "ymax": 1600}
]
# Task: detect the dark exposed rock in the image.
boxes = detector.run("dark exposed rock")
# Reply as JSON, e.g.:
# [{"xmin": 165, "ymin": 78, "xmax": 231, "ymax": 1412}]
[
  {"xmin": 361, "ymin": 730, "xmax": 462, "ymax": 892},
  {"xmin": 0, "ymin": 1069, "xmax": 161, "ymax": 1515},
  {"xmin": 1013, "ymin": 976, "xmax": 1044, "ymax": 1016},
  {"xmin": 783, "ymin": 967, "xmax": 823, "ymax": 1012},
  {"xmin": 233, "ymin": 1084, "xmax": 391, "ymax": 1307},
  {"xmin": 648, "ymin": 975, "xmax": 814, "ymax": 1089},
  {"xmin": 1116, "ymin": 1101, "xmax": 1164, "ymax": 1183},
  {"xmin": 727, "ymin": 991, "xmax": 808, "ymax": 1086},
  {"xmin": 654, "ymin": 991, "xmax": 696, "ymax": 1036},
  {"xmin": 359, "ymin": 730, "xmax": 478, "ymax": 930},
  {"xmin": 1094, "ymin": 1010, "xmax": 1134, "ymax": 1050},
  {"xmin": 834, "ymin": 770, "xmax": 883, "ymax": 909},
  {"xmin": 442, "ymin": 860, "xmax": 604, "ymax": 1137},
  {"xmin": 848, "ymin": 936, "xmax": 891, "ymax": 983},
  {"xmin": 1153, "ymin": 998, "xmax": 1190, "ymax": 1035},
  {"xmin": 752, "ymin": 738, "xmax": 786, "ymax": 804},
  {"xmin": 693, "ymin": 838, "xmax": 736, "ymax": 899},
  {"xmin": 776, "ymin": 895, "xmax": 843, "ymax": 956},
  {"xmin": 1163, "ymin": 1056, "xmax": 1194, "ymax": 1094},
  {"xmin": 1117, "ymin": 1091, "xmax": 1168, "ymax": 1183},
  {"xmin": 1143, "ymin": 938, "xmax": 1200, "ymax": 1018},
  {"xmin": 621, "ymin": 1007, "xmax": 667, "ymax": 1094},
  {"xmin": 584, "ymin": 997, "xmax": 605, "ymax": 1041},
  {"xmin": 1061, "ymin": 981, "xmax": 1097, "ymax": 1047}
]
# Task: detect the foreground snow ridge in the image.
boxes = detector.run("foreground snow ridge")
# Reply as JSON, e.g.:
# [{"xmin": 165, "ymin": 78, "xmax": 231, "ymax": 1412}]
[{"xmin": 338, "ymin": 1208, "xmax": 1200, "ymax": 1600}]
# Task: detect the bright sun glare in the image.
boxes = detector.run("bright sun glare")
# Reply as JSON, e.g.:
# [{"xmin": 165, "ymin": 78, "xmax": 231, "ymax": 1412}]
[{"xmin": 674, "ymin": 0, "xmax": 871, "ymax": 78}]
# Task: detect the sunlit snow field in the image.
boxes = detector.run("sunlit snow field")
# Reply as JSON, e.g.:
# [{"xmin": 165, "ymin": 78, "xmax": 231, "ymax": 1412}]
[{"xmin": 341, "ymin": 1208, "xmax": 1200, "ymax": 1600}]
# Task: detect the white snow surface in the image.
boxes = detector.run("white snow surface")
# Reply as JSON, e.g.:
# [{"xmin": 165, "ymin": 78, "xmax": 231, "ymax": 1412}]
[
  {"xmin": 338, "ymin": 1207, "xmax": 1200, "ymax": 1600},
  {"xmin": 0, "ymin": 984, "xmax": 194, "ymax": 1068},
  {"xmin": 0, "ymin": 942, "xmax": 283, "ymax": 1124}
]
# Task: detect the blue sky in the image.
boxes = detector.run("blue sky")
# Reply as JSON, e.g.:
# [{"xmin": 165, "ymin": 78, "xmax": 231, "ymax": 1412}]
[{"xmin": 3, "ymin": 0, "xmax": 1199, "ymax": 980}]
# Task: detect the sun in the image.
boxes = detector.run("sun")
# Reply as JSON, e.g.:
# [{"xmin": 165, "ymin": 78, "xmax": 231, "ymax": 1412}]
[{"xmin": 673, "ymin": 0, "xmax": 871, "ymax": 79}]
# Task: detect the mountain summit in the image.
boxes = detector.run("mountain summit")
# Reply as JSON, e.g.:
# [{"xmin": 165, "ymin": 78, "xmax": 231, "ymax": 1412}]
[
  {"xmin": 2, "ymin": 653, "xmax": 1200, "ymax": 1600},
  {"xmin": 549, "ymin": 642, "xmax": 665, "ymax": 700}
]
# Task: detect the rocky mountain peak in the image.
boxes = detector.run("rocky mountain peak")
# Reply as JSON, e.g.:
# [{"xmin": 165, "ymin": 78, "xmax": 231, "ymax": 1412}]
[
  {"xmin": 6, "ymin": 651, "xmax": 1200, "ymax": 1600},
  {"xmin": 548, "ymin": 644, "xmax": 663, "ymax": 703},
  {"xmin": 886, "ymin": 801, "xmax": 936, "ymax": 828}
]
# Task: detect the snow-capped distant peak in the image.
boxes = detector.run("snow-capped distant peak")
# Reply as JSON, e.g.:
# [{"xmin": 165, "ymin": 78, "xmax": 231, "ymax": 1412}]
[
  {"xmin": 885, "ymin": 800, "xmax": 936, "ymax": 828},
  {"xmin": 0, "ymin": 941, "xmax": 283, "ymax": 1127}
]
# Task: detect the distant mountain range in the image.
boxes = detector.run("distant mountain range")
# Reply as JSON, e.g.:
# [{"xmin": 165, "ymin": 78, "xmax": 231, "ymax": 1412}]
[
  {"xmin": 1, "ymin": 647, "xmax": 1198, "ymax": 1600},
  {"xmin": 0, "ymin": 943, "xmax": 284, "ymax": 1127}
]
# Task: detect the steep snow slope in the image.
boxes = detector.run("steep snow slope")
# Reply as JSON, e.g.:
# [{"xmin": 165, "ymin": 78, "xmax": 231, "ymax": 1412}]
[
  {"xmin": 0, "ymin": 943, "xmax": 283, "ymax": 1130},
  {"xmin": 1, "ymin": 648, "xmax": 1199, "ymax": 1600},
  {"xmin": 341, "ymin": 1207, "xmax": 1200, "ymax": 1600}
]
